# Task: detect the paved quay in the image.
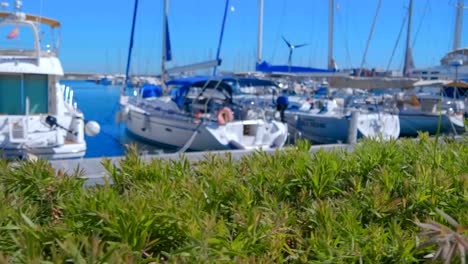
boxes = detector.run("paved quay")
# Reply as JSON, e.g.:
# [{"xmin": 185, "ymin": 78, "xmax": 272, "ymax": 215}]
[{"xmin": 49, "ymin": 144, "xmax": 354, "ymax": 186}]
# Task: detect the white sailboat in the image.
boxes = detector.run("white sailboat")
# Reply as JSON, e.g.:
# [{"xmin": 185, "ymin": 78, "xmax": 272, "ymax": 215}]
[
  {"xmin": 347, "ymin": 92, "xmax": 465, "ymax": 137},
  {"xmin": 121, "ymin": 76, "xmax": 287, "ymax": 151},
  {"xmin": 284, "ymin": 97, "xmax": 400, "ymax": 144},
  {"xmin": 398, "ymin": 0, "xmax": 465, "ymax": 136},
  {"xmin": 396, "ymin": 93, "xmax": 465, "ymax": 136},
  {"xmin": 252, "ymin": 0, "xmax": 400, "ymax": 144},
  {"xmin": 0, "ymin": 1, "xmax": 99, "ymax": 159},
  {"xmin": 118, "ymin": 0, "xmax": 288, "ymax": 151}
]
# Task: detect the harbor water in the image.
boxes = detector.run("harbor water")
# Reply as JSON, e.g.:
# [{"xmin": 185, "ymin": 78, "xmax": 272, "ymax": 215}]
[{"xmin": 64, "ymin": 80, "xmax": 164, "ymax": 158}]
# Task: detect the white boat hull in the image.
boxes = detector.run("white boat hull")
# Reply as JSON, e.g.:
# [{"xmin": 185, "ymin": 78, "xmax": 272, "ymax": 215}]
[
  {"xmin": 399, "ymin": 113, "xmax": 465, "ymax": 136},
  {"xmin": 1, "ymin": 143, "xmax": 86, "ymax": 160},
  {"xmin": 286, "ymin": 111, "xmax": 400, "ymax": 144},
  {"xmin": 123, "ymin": 105, "xmax": 288, "ymax": 151},
  {"xmin": 0, "ymin": 115, "xmax": 86, "ymax": 159}
]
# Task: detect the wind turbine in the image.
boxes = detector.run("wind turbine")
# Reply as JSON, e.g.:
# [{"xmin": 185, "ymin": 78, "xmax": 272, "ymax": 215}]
[{"xmin": 282, "ymin": 36, "xmax": 308, "ymax": 72}]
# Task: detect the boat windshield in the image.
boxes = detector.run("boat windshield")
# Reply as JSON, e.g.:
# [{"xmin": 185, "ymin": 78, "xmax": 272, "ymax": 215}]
[
  {"xmin": 0, "ymin": 17, "xmax": 61, "ymax": 57},
  {"xmin": 227, "ymin": 78, "xmax": 278, "ymax": 96},
  {"xmin": 0, "ymin": 74, "xmax": 48, "ymax": 115},
  {"xmin": 233, "ymin": 83, "xmax": 277, "ymax": 96}
]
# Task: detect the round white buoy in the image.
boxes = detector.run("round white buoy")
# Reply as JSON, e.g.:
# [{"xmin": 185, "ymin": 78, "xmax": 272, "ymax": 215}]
[{"xmin": 85, "ymin": 121, "xmax": 101, "ymax": 137}]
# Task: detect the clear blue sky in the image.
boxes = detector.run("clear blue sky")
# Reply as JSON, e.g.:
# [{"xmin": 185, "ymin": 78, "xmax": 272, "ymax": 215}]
[{"xmin": 18, "ymin": 0, "xmax": 468, "ymax": 74}]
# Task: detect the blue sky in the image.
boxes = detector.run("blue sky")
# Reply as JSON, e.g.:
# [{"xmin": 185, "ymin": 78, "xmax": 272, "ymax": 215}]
[{"xmin": 15, "ymin": 0, "xmax": 468, "ymax": 74}]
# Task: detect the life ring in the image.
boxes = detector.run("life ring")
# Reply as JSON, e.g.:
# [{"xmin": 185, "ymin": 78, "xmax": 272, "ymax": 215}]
[
  {"xmin": 194, "ymin": 111, "xmax": 203, "ymax": 123},
  {"xmin": 217, "ymin": 107, "xmax": 234, "ymax": 125}
]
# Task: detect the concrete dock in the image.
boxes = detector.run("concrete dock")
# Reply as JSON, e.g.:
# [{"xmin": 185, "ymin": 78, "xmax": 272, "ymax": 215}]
[{"xmin": 49, "ymin": 144, "xmax": 354, "ymax": 186}]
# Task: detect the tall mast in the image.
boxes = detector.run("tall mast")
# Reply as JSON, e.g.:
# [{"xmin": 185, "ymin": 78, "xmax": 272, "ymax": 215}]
[
  {"xmin": 257, "ymin": 0, "xmax": 264, "ymax": 64},
  {"xmin": 327, "ymin": 0, "xmax": 334, "ymax": 70},
  {"xmin": 161, "ymin": 0, "xmax": 168, "ymax": 89},
  {"xmin": 453, "ymin": 0, "xmax": 464, "ymax": 50},
  {"xmin": 212, "ymin": 0, "xmax": 230, "ymax": 75},
  {"xmin": 403, "ymin": 0, "xmax": 414, "ymax": 77},
  {"xmin": 124, "ymin": 0, "xmax": 139, "ymax": 87}
]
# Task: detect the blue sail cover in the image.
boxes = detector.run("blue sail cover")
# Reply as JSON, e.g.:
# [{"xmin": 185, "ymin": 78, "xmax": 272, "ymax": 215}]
[
  {"xmin": 166, "ymin": 76, "xmax": 276, "ymax": 88},
  {"xmin": 165, "ymin": 17, "xmax": 172, "ymax": 62},
  {"xmin": 166, "ymin": 76, "xmax": 277, "ymax": 107},
  {"xmin": 139, "ymin": 84, "xmax": 162, "ymax": 98},
  {"xmin": 166, "ymin": 76, "xmax": 233, "ymax": 108},
  {"xmin": 256, "ymin": 61, "xmax": 335, "ymax": 73}
]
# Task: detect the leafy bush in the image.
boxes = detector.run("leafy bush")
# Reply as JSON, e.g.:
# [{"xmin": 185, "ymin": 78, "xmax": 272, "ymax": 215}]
[{"xmin": 0, "ymin": 136, "xmax": 466, "ymax": 263}]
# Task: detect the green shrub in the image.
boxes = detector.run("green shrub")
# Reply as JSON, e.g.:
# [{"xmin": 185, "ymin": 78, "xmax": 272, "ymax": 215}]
[{"xmin": 0, "ymin": 136, "xmax": 466, "ymax": 262}]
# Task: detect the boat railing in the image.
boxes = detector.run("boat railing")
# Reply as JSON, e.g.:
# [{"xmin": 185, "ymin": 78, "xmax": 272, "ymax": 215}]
[
  {"xmin": 0, "ymin": 18, "xmax": 40, "ymax": 64},
  {"xmin": 0, "ymin": 49, "xmax": 58, "ymax": 58},
  {"xmin": 0, "ymin": 11, "xmax": 61, "ymax": 64}
]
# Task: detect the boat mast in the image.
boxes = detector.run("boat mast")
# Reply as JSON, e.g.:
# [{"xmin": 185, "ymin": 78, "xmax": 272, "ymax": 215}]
[
  {"xmin": 161, "ymin": 0, "xmax": 168, "ymax": 89},
  {"xmin": 403, "ymin": 0, "xmax": 414, "ymax": 77},
  {"xmin": 257, "ymin": 0, "xmax": 264, "ymax": 64},
  {"xmin": 124, "ymin": 0, "xmax": 139, "ymax": 88},
  {"xmin": 327, "ymin": 0, "xmax": 335, "ymax": 70},
  {"xmin": 453, "ymin": 0, "xmax": 464, "ymax": 50},
  {"xmin": 212, "ymin": 0, "xmax": 230, "ymax": 75}
]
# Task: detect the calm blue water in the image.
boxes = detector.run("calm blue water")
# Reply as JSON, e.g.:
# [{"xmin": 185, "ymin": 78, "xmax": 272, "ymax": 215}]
[{"xmin": 63, "ymin": 80, "xmax": 164, "ymax": 158}]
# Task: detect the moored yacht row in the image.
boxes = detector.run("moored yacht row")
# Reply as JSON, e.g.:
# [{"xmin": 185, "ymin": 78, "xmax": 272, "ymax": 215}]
[
  {"xmin": 118, "ymin": 74, "xmax": 466, "ymax": 151},
  {"xmin": 0, "ymin": 0, "xmax": 466, "ymax": 160}
]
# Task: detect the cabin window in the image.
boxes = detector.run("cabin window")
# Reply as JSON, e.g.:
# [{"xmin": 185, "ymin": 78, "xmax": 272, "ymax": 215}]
[{"xmin": 0, "ymin": 74, "xmax": 48, "ymax": 115}]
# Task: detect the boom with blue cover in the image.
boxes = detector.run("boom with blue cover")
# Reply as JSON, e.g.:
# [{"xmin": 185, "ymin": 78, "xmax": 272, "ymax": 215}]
[{"xmin": 256, "ymin": 61, "xmax": 335, "ymax": 73}]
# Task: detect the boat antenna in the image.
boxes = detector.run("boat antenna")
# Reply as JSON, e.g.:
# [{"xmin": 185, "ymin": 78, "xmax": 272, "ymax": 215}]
[
  {"xmin": 38, "ymin": 0, "xmax": 44, "ymax": 27},
  {"xmin": 212, "ymin": 0, "xmax": 230, "ymax": 76},
  {"xmin": 124, "ymin": 0, "xmax": 139, "ymax": 90}
]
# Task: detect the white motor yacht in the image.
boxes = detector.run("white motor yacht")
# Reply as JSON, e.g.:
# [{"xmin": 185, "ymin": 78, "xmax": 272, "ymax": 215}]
[{"xmin": 0, "ymin": 1, "xmax": 99, "ymax": 159}]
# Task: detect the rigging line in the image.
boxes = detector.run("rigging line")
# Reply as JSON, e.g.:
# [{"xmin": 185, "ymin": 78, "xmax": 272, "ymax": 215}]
[
  {"xmin": 411, "ymin": 0, "xmax": 430, "ymax": 49},
  {"xmin": 270, "ymin": 0, "xmax": 287, "ymax": 62},
  {"xmin": 344, "ymin": 6, "xmax": 352, "ymax": 68},
  {"xmin": 358, "ymin": 0, "xmax": 382, "ymax": 76},
  {"xmin": 337, "ymin": 2, "xmax": 352, "ymax": 69},
  {"xmin": 386, "ymin": 11, "xmax": 408, "ymax": 72}
]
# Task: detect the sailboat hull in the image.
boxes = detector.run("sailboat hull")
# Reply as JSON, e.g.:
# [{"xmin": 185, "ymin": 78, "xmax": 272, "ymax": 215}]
[
  {"xmin": 286, "ymin": 112, "xmax": 400, "ymax": 144},
  {"xmin": 399, "ymin": 113, "xmax": 465, "ymax": 136},
  {"xmin": 123, "ymin": 106, "xmax": 288, "ymax": 151}
]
